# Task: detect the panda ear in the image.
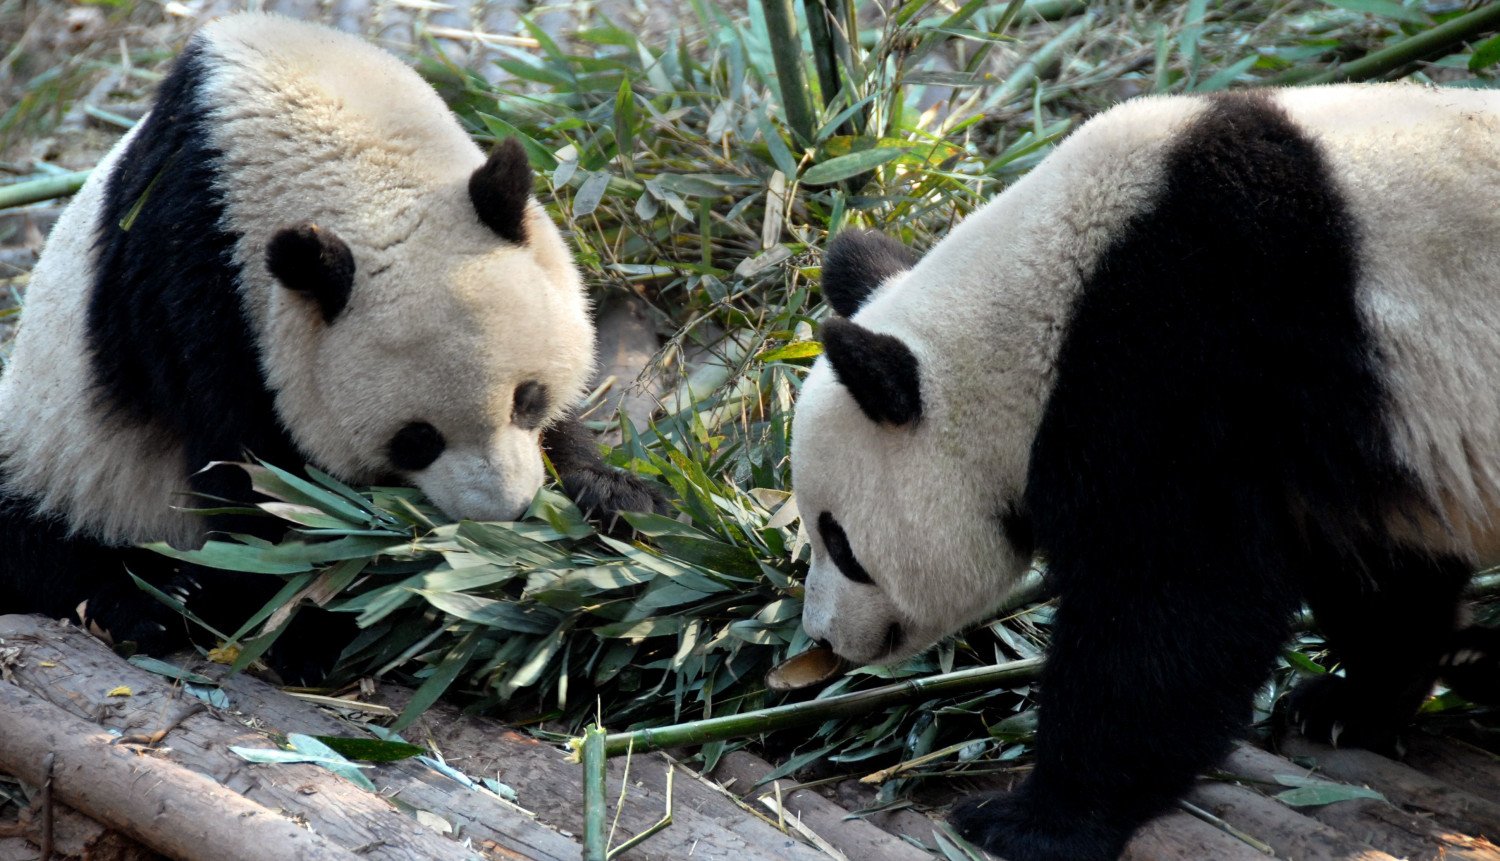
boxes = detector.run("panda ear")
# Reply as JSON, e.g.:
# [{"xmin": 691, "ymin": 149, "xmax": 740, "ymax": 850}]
[
  {"xmin": 820, "ymin": 318, "xmax": 922, "ymax": 426},
  {"xmin": 469, "ymin": 138, "xmax": 532, "ymax": 244},
  {"xmin": 267, "ymin": 222, "xmax": 355, "ymax": 323},
  {"xmin": 822, "ymin": 229, "xmax": 919, "ymax": 317}
]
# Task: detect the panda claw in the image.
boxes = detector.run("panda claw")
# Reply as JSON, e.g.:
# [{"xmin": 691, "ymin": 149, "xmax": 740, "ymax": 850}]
[
  {"xmin": 1330, "ymin": 722, "xmax": 1344, "ymax": 748},
  {"xmin": 75, "ymin": 600, "xmax": 90, "ymax": 625}
]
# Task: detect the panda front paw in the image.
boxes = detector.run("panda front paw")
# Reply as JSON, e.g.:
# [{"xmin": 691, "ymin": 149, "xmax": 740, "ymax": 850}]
[
  {"xmin": 1440, "ymin": 625, "xmax": 1500, "ymax": 705},
  {"xmin": 562, "ymin": 466, "xmax": 669, "ymax": 536},
  {"xmin": 1284, "ymin": 674, "xmax": 1403, "ymax": 755},
  {"xmin": 77, "ymin": 574, "xmax": 198, "ymax": 656},
  {"xmin": 950, "ymin": 789, "xmax": 1127, "ymax": 861},
  {"xmin": 264, "ymin": 609, "xmax": 358, "ymax": 687}
]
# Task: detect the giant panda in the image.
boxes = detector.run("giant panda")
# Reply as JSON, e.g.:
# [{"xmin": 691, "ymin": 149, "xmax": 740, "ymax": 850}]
[
  {"xmin": 0, "ymin": 14, "xmax": 661, "ymax": 682},
  {"xmin": 791, "ymin": 85, "xmax": 1500, "ymax": 861}
]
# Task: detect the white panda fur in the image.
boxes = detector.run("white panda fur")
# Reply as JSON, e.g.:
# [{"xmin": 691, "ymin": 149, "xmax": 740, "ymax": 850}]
[
  {"xmin": 2, "ymin": 15, "xmax": 593, "ymax": 546},
  {"xmin": 792, "ymin": 83, "xmax": 1500, "ymax": 861},
  {"xmin": 0, "ymin": 14, "xmax": 661, "ymax": 681}
]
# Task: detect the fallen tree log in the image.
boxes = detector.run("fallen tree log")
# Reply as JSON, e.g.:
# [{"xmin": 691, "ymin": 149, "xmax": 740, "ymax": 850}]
[
  {"xmin": 0, "ymin": 681, "xmax": 356, "ymax": 861},
  {"xmin": 374, "ymin": 687, "xmax": 830, "ymax": 861},
  {"xmin": 0, "ymin": 615, "xmax": 485, "ymax": 861}
]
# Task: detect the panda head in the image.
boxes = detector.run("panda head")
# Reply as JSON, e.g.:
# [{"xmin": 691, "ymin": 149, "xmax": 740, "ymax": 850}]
[
  {"xmin": 792, "ymin": 229, "xmax": 1032, "ymax": 665},
  {"xmin": 258, "ymin": 139, "xmax": 595, "ymax": 523}
]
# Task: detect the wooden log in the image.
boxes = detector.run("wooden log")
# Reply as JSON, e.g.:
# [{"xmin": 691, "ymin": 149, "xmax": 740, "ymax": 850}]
[
  {"xmin": 0, "ymin": 799, "xmax": 163, "ymax": 861},
  {"xmin": 709, "ymin": 750, "xmax": 933, "ymax": 861},
  {"xmin": 375, "ymin": 687, "xmax": 829, "ymax": 861},
  {"xmin": 1186, "ymin": 781, "xmax": 1397, "ymax": 861},
  {"xmin": 1276, "ymin": 738, "xmax": 1500, "ymax": 848},
  {"xmin": 1224, "ymin": 744, "xmax": 1500, "ymax": 861},
  {"xmin": 1123, "ymin": 810, "xmax": 1274, "ymax": 861},
  {"xmin": 0, "ymin": 615, "xmax": 480, "ymax": 861},
  {"xmin": 208, "ymin": 672, "xmax": 579, "ymax": 861},
  {"xmin": 0, "ymin": 681, "xmax": 356, "ymax": 861},
  {"xmin": 1402, "ymin": 735, "xmax": 1500, "ymax": 805},
  {"xmin": 831, "ymin": 779, "xmax": 955, "ymax": 851}
]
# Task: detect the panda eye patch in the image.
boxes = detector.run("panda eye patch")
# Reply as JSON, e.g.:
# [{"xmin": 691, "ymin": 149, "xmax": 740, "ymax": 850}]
[
  {"xmin": 512, "ymin": 381, "xmax": 550, "ymax": 430},
  {"xmin": 388, "ymin": 421, "xmax": 446, "ymax": 471},
  {"xmin": 817, "ymin": 512, "xmax": 874, "ymax": 585}
]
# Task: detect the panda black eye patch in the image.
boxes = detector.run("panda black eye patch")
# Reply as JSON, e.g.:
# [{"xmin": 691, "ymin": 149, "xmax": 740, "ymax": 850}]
[
  {"xmin": 512, "ymin": 381, "xmax": 550, "ymax": 430},
  {"xmin": 388, "ymin": 421, "xmax": 446, "ymax": 471},
  {"xmin": 817, "ymin": 512, "xmax": 874, "ymax": 585}
]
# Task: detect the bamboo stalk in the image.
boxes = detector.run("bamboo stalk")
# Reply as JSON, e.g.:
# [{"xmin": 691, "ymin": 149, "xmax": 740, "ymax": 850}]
[
  {"xmin": 590, "ymin": 572, "xmax": 1500, "ymax": 759},
  {"xmin": 802, "ymin": 0, "xmax": 842, "ymax": 113},
  {"xmin": 582, "ymin": 726, "xmax": 609, "ymax": 861},
  {"xmin": 981, "ymin": 12, "xmax": 1094, "ymax": 110},
  {"xmin": 762, "ymin": 0, "xmax": 818, "ymax": 148},
  {"xmin": 1269, "ymin": 2, "xmax": 1500, "ymax": 86},
  {"xmin": 600, "ymin": 657, "xmax": 1044, "ymax": 757},
  {"xmin": 0, "ymin": 170, "xmax": 90, "ymax": 210}
]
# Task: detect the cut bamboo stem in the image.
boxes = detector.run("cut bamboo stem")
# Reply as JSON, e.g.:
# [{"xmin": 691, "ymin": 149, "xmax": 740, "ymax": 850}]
[
  {"xmin": 600, "ymin": 657, "xmax": 1044, "ymax": 757},
  {"xmin": 1270, "ymin": 3, "xmax": 1500, "ymax": 85},
  {"xmin": 582, "ymin": 725, "xmax": 609, "ymax": 861},
  {"xmin": 0, "ymin": 171, "xmax": 90, "ymax": 210}
]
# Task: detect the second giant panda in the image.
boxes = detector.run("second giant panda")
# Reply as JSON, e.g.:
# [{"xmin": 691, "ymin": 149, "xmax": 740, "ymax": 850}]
[
  {"xmin": 0, "ymin": 14, "xmax": 661, "ymax": 681},
  {"xmin": 792, "ymin": 85, "xmax": 1500, "ymax": 861}
]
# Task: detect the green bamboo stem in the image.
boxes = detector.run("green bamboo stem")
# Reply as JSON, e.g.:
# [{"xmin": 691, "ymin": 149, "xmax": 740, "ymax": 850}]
[
  {"xmin": 581, "ymin": 726, "xmax": 608, "ymax": 861},
  {"xmin": 762, "ymin": 0, "xmax": 818, "ymax": 148},
  {"xmin": 981, "ymin": 12, "xmax": 1094, "ymax": 110},
  {"xmin": 599, "ymin": 657, "xmax": 1045, "ymax": 757},
  {"xmin": 0, "ymin": 170, "xmax": 90, "ymax": 210},
  {"xmin": 1271, "ymin": 2, "xmax": 1500, "ymax": 86},
  {"xmin": 590, "ymin": 572, "xmax": 1500, "ymax": 759},
  {"xmin": 802, "ymin": 0, "xmax": 842, "ymax": 112}
]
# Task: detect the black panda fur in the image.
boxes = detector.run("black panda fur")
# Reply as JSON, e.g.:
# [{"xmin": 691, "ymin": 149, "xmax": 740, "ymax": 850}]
[{"xmin": 794, "ymin": 88, "xmax": 1500, "ymax": 861}]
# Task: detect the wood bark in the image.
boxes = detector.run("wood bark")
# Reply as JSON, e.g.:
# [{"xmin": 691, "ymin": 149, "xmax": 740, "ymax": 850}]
[
  {"xmin": 1278, "ymin": 736, "xmax": 1500, "ymax": 840},
  {"xmin": 0, "ymin": 615, "xmax": 483, "ymax": 861},
  {"xmin": 1186, "ymin": 781, "xmax": 1397, "ymax": 861},
  {"xmin": 208, "ymin": 672, "xmax": 579, "ymax": 861},
  {"xmin": 0, "ymin": 681, "xmax": 356, "ymax": 861},
  {"xmin": 709, "ymin": 750, "xmax": 933, "ymax": 861},
  {"xmin": 1223, "ymin": 743, "xmax": 1500, "ymax": 861},
  {"xmin": 373, "ymin": 687, "xmax": 830, "ymax": 861}
]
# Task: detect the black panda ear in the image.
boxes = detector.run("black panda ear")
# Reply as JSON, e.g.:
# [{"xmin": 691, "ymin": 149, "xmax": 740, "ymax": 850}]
[
  {"xmin": 470, "ymin": 138, "xmax": 532, "ymax": 244},
  {"xmin": 822, "ymin": 229, "xmax": 919, "ymax": 317},
  {"xmin": 820, "ymin": 318, "xmax": 922, "ymax": 426},
  {"xmin": 267, "ymin": 222, "xmax": 355, "ymax": 323}
]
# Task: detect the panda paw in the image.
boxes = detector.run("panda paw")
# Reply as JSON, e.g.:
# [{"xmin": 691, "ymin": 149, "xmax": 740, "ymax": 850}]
[
  {"xmin": 77, "ymin": 573, "xmax": 199, "ymax": 656},
  {"xmin": 561, "ymin": 466, "xmax": 669, "ymax": 536},
  {"xmin": 1284, "ymin": 674, "xmax": 1404, "ymax": 756},
  {"xmin": 1440, "ymin": 625, "xmax": 1500, "ymax": 705},
  {"xmin": 949, "ymin": 788, "xmax": 1127, "ymax": 861},
  {"xmin": 263, "ymin": 611, "xmax": 355, "ymax": 687}
]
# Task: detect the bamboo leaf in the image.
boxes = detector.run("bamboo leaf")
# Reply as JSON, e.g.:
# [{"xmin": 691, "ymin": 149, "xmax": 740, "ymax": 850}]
[{"xmin": 801, "ymin": 148, "xmax": 907, "ymax": 185}]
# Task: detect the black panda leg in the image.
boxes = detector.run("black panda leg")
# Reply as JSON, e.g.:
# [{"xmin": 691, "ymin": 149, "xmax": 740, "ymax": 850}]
[
  {"xmin": 953, "ymin": 543, "xmax": 1300, "ymax": 861},
  {"xmin": 1288, "ymin": 542, "xmax": 1470, "ymax": 754},
  {"xmin": 542, "ymin": 415, "xmax": 667, "ymax": 534},
  {"xmin": 1440, "ymin": 624, "xmax": 1500, "ymax": 705}
]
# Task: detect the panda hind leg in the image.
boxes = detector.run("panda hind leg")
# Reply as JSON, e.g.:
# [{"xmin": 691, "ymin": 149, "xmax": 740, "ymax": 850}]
[
  {"xmin": 1439, "ymin": 624, "xmax": 1500, "ymax": 705},
  {"xmin": 1287, "ymin": 542, "xmax": 1471, "ymax": 755}
]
